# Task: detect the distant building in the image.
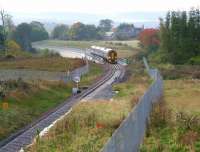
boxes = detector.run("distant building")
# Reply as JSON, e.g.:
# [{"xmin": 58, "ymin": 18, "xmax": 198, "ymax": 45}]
[
  {"xmin": 104, "ymin": 25, "xmax": 144, "ymax": 40},
  {"xmin": 134, "ymin": 25, "xmax": 144, "ymax": 36},
  {"xmin": 104, "ymin": 32, "xmax": 114, "ymax": 40}
]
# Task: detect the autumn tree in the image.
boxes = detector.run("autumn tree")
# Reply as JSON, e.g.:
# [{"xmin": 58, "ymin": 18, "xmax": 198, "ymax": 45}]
[
  {"xmin": 5, "ymin": 40, "xmax": 21, "ymax": 51},
  {"xmin": 138, "ymin": 28, "xmax": 160, "ymax": 53}
]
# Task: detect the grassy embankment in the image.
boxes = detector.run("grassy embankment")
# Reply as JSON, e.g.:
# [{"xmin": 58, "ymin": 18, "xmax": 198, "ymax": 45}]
[
  {"xmin": 0, "ymin": 58, "xmax": 103, "ymax": 141},
  {"xmin": 33, "ymin": 40, "xmax": 140, "ymax": 58},
  {"xmin": 140, "ymin": 64, "xmax": 200, "ymax": 152},
  {"xmin": 26, "ymin": 59, "xmax": 151, "ymax": 152},
  {"xmin": 0, "ymin": 57, "xmax": 85, "ymax": 72}
]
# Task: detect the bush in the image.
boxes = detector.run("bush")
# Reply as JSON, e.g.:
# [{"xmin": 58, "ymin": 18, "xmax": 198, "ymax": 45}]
[
  {"xmin": 41, "ymin": 49, "xmax": 61, "ymax": 57},
  {"xmin": 150, "ymin": 100, "xmax": 171, "ymax": 129},
  {"xmin": 5, "ymin": 40, "xmax": 21, "ymax": 51},
  {"xmin": 0, "ymin": 85, "xmax": 6, "ymax": 100},
  {"xmin": 188, "ymin": 56, "xmax": 200, "ymax": 65},
  {"xmin": 5, "ymin": 54, "xmax": 15, "ymax": 59}
]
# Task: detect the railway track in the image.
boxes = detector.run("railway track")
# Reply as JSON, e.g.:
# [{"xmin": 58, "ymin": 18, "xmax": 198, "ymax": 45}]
[{"xmin": 0, "ymin": 64, "xmax": 125, "ymax": 152}]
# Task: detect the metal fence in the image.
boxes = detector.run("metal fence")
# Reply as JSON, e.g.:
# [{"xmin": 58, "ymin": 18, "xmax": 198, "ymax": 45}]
[
  {"xmin": 0, "ymin": 64, "xmax": 89, "ymax": 83},
  {"xmin": 101, "ymin": 59, "xmax": 163, "ymax": 152}
]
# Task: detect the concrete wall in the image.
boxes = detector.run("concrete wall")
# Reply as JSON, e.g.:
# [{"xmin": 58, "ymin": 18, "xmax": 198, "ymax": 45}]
[
  {"xmin": 101, "ymin": 60, "xmax": 163, "ymax": 152},
  {"xmin": 0, "ymin": 64, "xmax": 89, "ymax": 83}
]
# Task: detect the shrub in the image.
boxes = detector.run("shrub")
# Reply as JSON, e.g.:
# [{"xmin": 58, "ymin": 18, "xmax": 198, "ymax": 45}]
[
  {"xmin": 150, "ymin": 100, "xmax": 171, "ymax": 129},
  {"xmin": 195, "ymin": 140, "xmax": 200, "ymax": 152},
  {"xmin": 176, "ymin": 112, "xmax": 200, "ymax": 133},
  {"xmin": 5, "ymin": 40, "xmax": 21, "ymax": 51},
  {"xmin": 0, "ymin": 85, "xmax": 6, "ymax": 100},
  {"xmin": 188, "ymin": 56, "xmax": 200, "ymax": 65},
  {"xmin": 41, "ymin": 49, "xmax": 61, "ymax": 57}
]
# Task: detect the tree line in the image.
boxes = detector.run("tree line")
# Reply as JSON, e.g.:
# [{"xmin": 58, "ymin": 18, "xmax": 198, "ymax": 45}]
[
  {"xmin": 0, "ymin": 9, "xmax": 142, "ymax": 54},
  {"xmin": 160, "ymin": 8, "xmax": 200, "ymax": 64},
  {"xmin": 0, "ymin": 14, "xmax": 48, "ymax": 52},
  {"xmin": 139, "ymin": 8, "xmax": 200, "ymax": 65},
  {"xmin": 51, "ymin": 21, "xmax": 105, "ymax": 40},
  {"xmin": 0, "ymin": 10, "xmax": 49, "ymax": 52},
  {"xmin": 51, "ymin": 21, "xmax": 140, "ymax": 41}
]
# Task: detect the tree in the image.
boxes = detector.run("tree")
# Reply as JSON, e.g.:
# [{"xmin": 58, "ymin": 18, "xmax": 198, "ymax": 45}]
[
  {"xmin": 13, "ymin": 23, "xmax": 32, "ymax": 51},
  {"xmin": 30, "ymin": 21, "xmax": 49, "ymax": 42},
  {"xmin": 0, "ymin": 9, "xmax": 15, "ymax": 51},
  {"xmin": 68, "ymin": 22, "xmax": 86, "ymax": 40},
  {"xmin": 4, "ymin": 15, "xmax": 15, "ymax": 40},
  {"xmin": 0, "ymin": 10, "xmax": 7, "ymax": 42},
  {"xmin": 159, "ymin": 8, "xmax": 200, "ymax": 64},
  {"xmin": 114, "ymin": 23, "xmax": 135, "ymax": 40},
  {"xmin": 51, "ymin": 24, "xmax": 69, "ymax": 40},
  {"xmin": 0, "ymin": 26, "xmax": 5, "ymax": 50},
  {"xmin": 138, "ymin": 28, "xmax": 160, "ymax": 53},
  {"xmin": 0, "ymin": 9, "xmax": 9, "ymax": 50},
  {"xmin": 83, "ymin": 24, "xmax": 100, "ymax": 40},
  {"xmin": 99, "ymin": 19, "xmax": 113, "ymax": 32},
  {"xmin": 67, "ymin": 22, "xmax": 100, "ymax": 40}
]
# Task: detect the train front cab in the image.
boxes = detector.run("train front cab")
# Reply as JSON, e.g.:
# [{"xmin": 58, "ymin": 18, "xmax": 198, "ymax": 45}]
[{"xmin": 108, "ymin": 50, "xmax": 117, "ymax": 64}]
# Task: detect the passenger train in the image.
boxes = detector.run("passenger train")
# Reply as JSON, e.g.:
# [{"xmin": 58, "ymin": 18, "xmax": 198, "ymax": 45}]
[{"xmin": 90, "ymin": 46, "xmax": 117, "ymax": 64}]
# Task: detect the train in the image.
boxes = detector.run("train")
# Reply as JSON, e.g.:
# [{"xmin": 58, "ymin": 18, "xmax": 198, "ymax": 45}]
[{"xmin": 90, "ymin": 46, "xmax": 117, "ymax": 64}]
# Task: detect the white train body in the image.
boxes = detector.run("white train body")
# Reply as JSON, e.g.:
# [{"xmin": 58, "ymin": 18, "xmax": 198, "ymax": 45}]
[{"xmin": 90, "ymin": 46, "xmax": 117, "ymax": 64}]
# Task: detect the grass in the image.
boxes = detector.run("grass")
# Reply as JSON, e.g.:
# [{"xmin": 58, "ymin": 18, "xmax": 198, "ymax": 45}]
[
  {"xmin": 0, "ymin": 57, "xmax": 85, "ymax": 72},
  {"xmin": 151, "ymin": 63, "xmax": 200, "ymax": 79},
  {"xmin": 33, "ymin": 40, "xmax": 141, "ymax": 58},
  {"xmin": 0, "ymin": 50, "xmax": 32, "ymax": 58},
  {"xmin": 0, "ymin": 81, "xmax": 72, "ymax": 141},
  {"xmin": 140, "ymin": 63, "xmax": 200, "ymax": 152},
  {"xmin": 140, "ymin": 99, "xmax": 200, "ymax": 152},
  {"xmin": 79, "ymin": 63, "xmax": 103, "ymax": 86},
  {"xmin": 164, "ymin": 79, "xmax": 200, "ymax": 115},
  {"xmin": 0, "ymin": 63, "xmax": 103, "ymax": 141},
  {"xmin": 26, "ymin": 61, "xmax": 150, "ymax": 152}
]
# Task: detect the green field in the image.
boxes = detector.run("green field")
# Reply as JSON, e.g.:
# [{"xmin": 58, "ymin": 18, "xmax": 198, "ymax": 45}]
[
  {"xmin": 0, "ymin": 63, "xmax": 103, "ymax": 141},
  {"xmin": 33, "ymin": 40, "xmax": 140, "ymax": 58},
  {"xmin": 26, "ymin": 61, "xmax": 150, "ymax": 152}
]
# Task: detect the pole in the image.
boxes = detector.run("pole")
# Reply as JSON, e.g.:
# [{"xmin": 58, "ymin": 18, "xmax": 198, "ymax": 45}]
[{"xmin": 76, "ymin": 82, "xmax": 79, "ymax": 90}]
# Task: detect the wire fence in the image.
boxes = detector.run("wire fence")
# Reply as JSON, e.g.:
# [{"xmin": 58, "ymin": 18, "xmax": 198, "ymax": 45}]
[{"xmin": 101, "ymin": 58, "xmax": 163, "ymax": 152}]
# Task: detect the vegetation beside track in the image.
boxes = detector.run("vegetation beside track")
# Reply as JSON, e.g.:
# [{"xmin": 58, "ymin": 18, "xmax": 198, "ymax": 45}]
[
  {"xmin": 0, "ymin": 57, "xmax": 85, "ymax": 72},
  {"xmin": 26, "ymin": 61, "xmax": 151, "ymax": 152},
  {"xmin": 0, "ymin": 63, "xmax": 103, "ymax": 141}
]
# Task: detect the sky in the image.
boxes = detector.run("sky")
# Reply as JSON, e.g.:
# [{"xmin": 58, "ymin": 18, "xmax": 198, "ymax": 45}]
[
  {"xmin": 0, "ymin": 0, "xmax": 199, "ymax": 27},
  {"xmin": 0, "ymin": 0, "xmax": 199, "ymax": 13}
]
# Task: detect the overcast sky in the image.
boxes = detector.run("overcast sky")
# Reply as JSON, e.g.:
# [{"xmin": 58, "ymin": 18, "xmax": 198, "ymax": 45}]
[
  {"xmin": 0, "ymin": 0, "xmax": 199, "ymax": 26},
  {"xmin": 1, "ymin": 0, "xmax": 199, "ymax": 13}
]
